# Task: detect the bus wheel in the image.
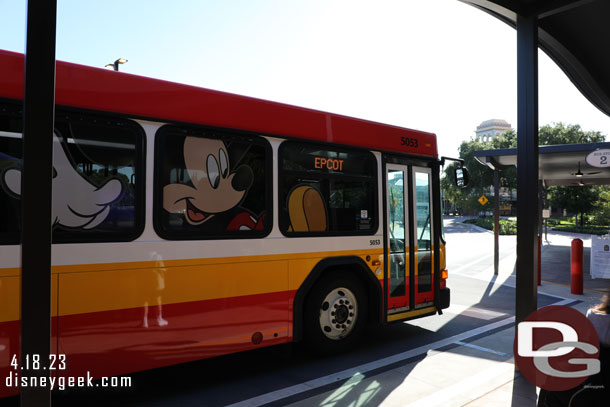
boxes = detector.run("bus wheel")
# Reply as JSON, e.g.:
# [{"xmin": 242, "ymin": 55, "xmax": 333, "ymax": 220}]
[{"xmin": 304, "ymin": 271, "xmax": 367, "ymax": 353}]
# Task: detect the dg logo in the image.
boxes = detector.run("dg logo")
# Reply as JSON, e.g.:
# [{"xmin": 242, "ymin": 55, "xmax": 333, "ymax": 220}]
[{"xmin": 514, "ymin": 305, "xmax": 600, "ymax": 391}]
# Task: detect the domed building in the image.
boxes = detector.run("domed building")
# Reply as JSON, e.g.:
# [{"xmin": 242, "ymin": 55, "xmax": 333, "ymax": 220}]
[{"xmin": 475, "ymin": 119, "xmax": 512, "ymax": 142}]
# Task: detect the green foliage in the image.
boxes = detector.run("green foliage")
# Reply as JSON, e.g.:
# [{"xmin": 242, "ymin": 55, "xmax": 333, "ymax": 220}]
[
  {"xmin": 539, "ymin": 123, "xmax": 605, "ymax": 145},
  {"xmin": 547, "ymin": 185, "xmax": 599, "ymax": 227},
  {"xmin": 463, "ymin": 217, "xmax": 516, "ymax": 235},
  {"xmin": 442, "ymin": 122, "xmax": 608, "ymax": 222},
  {"xmin": 441, "ymin": 139, "xmax": 499, "ymax": 215},
  {"xmin": 591, "ymin": 186, "xmax": 610, "ymax": 225},
  {"xmin": 541, "ymin": 124, "xmax": 607, "ymax": 226},
  {"xmin": 490, "ymin": 129, "xmax": 517, "ymax": 149},
  {"xmin": 550, "ymin": 224, "xmax": 610, "ymax": 235}
]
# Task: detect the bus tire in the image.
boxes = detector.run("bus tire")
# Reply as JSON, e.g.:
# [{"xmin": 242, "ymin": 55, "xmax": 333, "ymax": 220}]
[{"xmin": 304, "ymin": 271, "xmax": 367, "ymax": 353}]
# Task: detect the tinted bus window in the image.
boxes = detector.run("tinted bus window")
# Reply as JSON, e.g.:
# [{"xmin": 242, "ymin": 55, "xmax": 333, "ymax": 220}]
[
  {"xmin": 0, "ymin": 104, "xmax": 145, "ymax": 244},
  {"xmin": 279, "ymin": 141, "xmax": 377, "ymax": 235},
  {"xmin": 154, "ymin": 126, "xmax": 271, "ymax": 240}
]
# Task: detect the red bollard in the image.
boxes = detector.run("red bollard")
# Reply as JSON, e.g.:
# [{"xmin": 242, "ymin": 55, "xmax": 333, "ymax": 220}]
[{"xmin": 571, "ymin": 238, "xmax": 583, "ymax": 295}]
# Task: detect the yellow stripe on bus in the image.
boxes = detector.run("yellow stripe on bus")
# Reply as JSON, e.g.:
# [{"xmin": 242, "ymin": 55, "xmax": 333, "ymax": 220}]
[
  {"xmin": 0, "ymin": 249, "xmax": 384, "ymax": 322},
  {"xmin": 387, "ymin": 306, "xmax": 437, "ymax": 322}
]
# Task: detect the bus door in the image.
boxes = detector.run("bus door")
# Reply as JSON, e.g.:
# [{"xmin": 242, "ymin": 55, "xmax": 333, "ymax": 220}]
[
  {"xmin": 385, "ymin": 164, "xmax": 410, "ymax": 314},
  {"xmin": 412, "ymin": 167, "xmax": 434, "ymax": 309},
  {"xmin": 385, "ymin": 164, "xmax": 435, "ymax": 318}
]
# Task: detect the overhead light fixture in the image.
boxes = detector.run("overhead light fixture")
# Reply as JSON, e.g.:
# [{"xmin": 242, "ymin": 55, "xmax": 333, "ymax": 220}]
[{"xmin": 105, "ymin": 58, "xmax": 128, "ymax": 71}]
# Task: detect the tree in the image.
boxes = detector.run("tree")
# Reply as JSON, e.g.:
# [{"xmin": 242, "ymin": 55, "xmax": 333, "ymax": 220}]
[
  {"xmin": 539, "ymin": 123, "xmax": 606, "ymax": 226},
  {"xmin": 547, "ymin": 185, "xmax": 599, "ymax": 228},
  {"xmin": 442, "ymin": 135, "xmax": 516, "ymax": 215},
  {"xmin": 539, "ymin": 123, "xmax": 605, "ymax": 145},
  {"xmin": 591, "ymin": 186, "xmax": 610, "ymax": 225},
  {"xmin": 441, "ymin": 123, "xmax": 607, "ymax": 218}
]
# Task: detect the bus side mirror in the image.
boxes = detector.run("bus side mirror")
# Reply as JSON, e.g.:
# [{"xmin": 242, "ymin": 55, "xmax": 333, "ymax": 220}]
[{"xmin": 454, "ymin": 167, "xmax": 470, "ymax": 188}]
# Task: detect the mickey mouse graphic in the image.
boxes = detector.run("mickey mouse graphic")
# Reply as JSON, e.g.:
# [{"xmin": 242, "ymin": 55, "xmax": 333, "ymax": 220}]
[
  {"xmin": 2, "ymin": 132, "xmax": 123, "ymax": 230},
  {"xmin": 163, "ymin": 136, "xmax": 265, "ymax": 231}
]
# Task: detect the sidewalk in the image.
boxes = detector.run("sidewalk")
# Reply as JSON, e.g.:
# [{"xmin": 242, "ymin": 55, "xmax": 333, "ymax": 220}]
[
  {"xmin": 541, "ymin": 230, "xmax": 609, "ymax": 293},
  {"xmin": 459, "ymin": 227, "xmax": 608, "ymax": 406},
  {"xmin": 279, "ymin": 221, "xmax": 607, "ymax": 407}
]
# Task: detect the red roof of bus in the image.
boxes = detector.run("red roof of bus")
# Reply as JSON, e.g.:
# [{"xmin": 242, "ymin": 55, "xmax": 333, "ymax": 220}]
[{"xmin": 0, "ymin": 50, "xmax": 437, "ymax": 157}]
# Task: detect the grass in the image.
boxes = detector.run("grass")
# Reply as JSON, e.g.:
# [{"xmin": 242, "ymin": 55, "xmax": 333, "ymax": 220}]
[
  {"xmin": 469, "ymin": 216, "xmax": 610, "ymax": 236},
  {"xmin": 463, "ymin": 217, "xmax": 517, "ymax": 235},
  {"xmin": 549, "ymin": 222, "xmax": 609, "ymax": 235}
]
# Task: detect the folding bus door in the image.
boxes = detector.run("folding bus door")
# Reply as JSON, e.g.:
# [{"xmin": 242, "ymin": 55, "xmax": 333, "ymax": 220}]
[
  {"xmin": 412, "ymin": 167, "xmax": 435, "ymax": 309},
  {"xmin": 385, "ymin": 164, "xmax": 410, "ymax": 316}
]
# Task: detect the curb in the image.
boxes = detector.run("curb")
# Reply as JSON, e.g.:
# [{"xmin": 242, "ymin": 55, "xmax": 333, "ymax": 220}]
[{"xmin": 458, "ymin": 221, "xmax": 494, "ymax": 234}]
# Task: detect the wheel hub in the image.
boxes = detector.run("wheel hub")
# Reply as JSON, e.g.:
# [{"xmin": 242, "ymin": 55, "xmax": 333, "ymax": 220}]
[{"xmin": 319, "ymin": 287, "xmax": 358, "ymax": 340}]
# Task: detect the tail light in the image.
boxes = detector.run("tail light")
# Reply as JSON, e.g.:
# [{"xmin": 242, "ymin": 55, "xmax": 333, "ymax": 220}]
[{"xmin": 440, "ymin": 269, "xmax": 448, "ymax": 289}]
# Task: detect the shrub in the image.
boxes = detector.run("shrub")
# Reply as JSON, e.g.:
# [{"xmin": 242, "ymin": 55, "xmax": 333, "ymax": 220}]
[{"xmin": 462, "ymin": 217, "xmax": 516, "ymax": 235}]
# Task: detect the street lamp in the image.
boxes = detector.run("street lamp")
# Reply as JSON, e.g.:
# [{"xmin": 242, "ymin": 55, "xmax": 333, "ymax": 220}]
[{"xmin": 105, "ymin": 57, "xmax": 128, "ymax": 71}]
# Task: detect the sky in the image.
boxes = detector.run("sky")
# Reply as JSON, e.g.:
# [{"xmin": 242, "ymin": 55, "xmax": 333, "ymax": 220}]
[{"xmin": 1, "ymin": 0, "xmax": 609, "ymax": 158}]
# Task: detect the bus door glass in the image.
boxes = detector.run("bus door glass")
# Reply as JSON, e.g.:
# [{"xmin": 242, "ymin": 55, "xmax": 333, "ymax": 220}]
[
  {"xmin": 385, "ymin": 164, "xmax": 410, "ymax": 312},
  {"xmin": 413, "ymin": 167, "xmax": 434, "ymax": 308}
]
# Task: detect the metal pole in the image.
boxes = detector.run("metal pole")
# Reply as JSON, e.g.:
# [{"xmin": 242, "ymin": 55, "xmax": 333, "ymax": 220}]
[
  {"xmin": 494, "ymin": 169, "xmax": 499, "ymax": 275},
  {"xmin": 538, "ymin": 181, "xmax": 543, "ymax": 237},
  {"xmin": 20, "ymin": 1, "xmax": 57, "ymax": 406},
  {"xmin": 432, "ymin": 162, "xmax": 442, "ymax": 314},
  {"xmin": 515, "ymin": 13, "xmax": 539, "ymax": 326},
  {"xmin": 538, "ymin": 180, "xmax": 543, "ymax": 285}
]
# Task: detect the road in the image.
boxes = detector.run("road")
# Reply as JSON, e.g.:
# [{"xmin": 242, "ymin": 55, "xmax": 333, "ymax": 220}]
[{"xmin": 6, "ymin": 218, "xmax": 567, "ymax": 406}]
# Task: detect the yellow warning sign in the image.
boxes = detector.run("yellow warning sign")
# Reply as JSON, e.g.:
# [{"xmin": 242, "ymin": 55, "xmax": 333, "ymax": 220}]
[{"xmin": 478, "ymin": 195, "xmax": 489, "ymax": 206}]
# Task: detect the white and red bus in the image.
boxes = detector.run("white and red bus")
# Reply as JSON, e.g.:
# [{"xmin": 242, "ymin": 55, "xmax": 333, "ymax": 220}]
[{"xmin": 0, "ymin": 49, "xmax": 451, "ymax": 397}]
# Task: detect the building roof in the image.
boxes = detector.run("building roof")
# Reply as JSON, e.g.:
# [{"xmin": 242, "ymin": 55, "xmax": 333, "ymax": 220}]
[
  {"xmin": 474, "ymin": 142, "xmax": 610, "ymax": 186},
  {"xmin": 476, "ymin": 119, "xmax": 512, "ymax": 132}
]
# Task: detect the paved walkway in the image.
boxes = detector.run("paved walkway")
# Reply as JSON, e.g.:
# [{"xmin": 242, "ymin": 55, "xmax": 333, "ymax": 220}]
[
  {"xmin": 453, "ymin": 220, "xmax": 609, "ymax": 407},
  {"xmin": 541, "ymin": 229, "xmax": 609, "ymax": 293}
]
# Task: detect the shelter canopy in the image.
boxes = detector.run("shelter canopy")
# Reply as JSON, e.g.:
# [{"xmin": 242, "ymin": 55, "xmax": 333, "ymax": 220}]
[
  {"xmin": 461, "ymin": 0, "xmax": 610, "ymax": 118},
  {"xmin": 474, "ymin": 142, "xmax": 610, "ymax": 186}
]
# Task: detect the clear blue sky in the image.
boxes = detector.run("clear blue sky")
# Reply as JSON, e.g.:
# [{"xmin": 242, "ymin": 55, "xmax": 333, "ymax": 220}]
[{"xmin": 1, "ymin": 0, "xmax": 609, "ymax": 157}]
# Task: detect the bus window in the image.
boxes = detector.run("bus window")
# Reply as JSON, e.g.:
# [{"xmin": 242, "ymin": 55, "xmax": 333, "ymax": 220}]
[
  {"xmin": 154, "ymin": 126, "xmax": 272, "ymax": 239},
  {"xmin": 278, "ymin": 141, "xmax": 377, "ymax": 235},
  {"xmin": 0, "ymin": 105, "xmax": 144, "ymax": 244}
]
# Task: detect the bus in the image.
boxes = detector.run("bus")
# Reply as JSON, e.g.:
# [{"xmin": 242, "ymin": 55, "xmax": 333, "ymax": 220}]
[{"xmin": 0, "ymin": 49, "xmax": 452, "ymax": 397}]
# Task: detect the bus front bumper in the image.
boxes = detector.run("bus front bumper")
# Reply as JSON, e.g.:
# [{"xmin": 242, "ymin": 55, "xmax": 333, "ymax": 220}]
[{"xmin": 440, "ymin": 287, "xmax": 450, "ymax": 310}]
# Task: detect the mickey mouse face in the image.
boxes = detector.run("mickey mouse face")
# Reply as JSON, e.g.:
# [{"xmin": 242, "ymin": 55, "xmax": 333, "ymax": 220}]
[{"xmin": 163, "ymin": 137, "xmax": 252, "ymax": 226}]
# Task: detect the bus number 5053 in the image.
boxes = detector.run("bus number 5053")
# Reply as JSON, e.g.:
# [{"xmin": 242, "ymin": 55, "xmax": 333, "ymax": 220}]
[{"xmin": 400, "ymin": 137, "xmax": 418, "ymax": 148}]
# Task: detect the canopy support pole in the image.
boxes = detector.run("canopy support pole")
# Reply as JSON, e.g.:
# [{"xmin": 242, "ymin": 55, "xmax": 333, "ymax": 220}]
[
  {"xmin": 515, "ymin": 12, "xmax": 539, "ymax": 326},
  {"xmin": 20, "ymin": 1, "xmax": 57, "ymax": 406}
]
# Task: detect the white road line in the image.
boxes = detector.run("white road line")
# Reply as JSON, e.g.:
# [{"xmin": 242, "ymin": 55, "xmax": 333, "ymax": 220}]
[
  {"xmin": 454, "ymin": 341, "xmax": 508, "ymax": 357},
  {"xmin": 443, "ymin": 304, "xmax": 507, "ymax": 320},
  {"xmin": 225, "ymin": 317, "xmax": 516, "ymax": 407}
]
